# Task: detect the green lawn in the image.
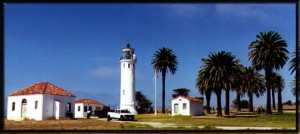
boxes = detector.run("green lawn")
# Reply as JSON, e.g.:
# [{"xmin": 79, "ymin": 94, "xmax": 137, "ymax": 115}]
[
  {"xmin": 4, "ymin": 111, "xmax": 296, "ymax": 130},
  {"xmin": 135, "ymin": 112, "xmax": 296, "ymax": 128}
]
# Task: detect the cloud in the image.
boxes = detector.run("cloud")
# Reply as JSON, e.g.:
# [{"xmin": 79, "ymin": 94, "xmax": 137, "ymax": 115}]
[
  {"xmin": 152, "ymin": 4, "xmax": 212, "ymax": 19},
  {"xmin": 214, "ymin": 4, "xmax": 281, "ymax": 23},
  {"xmin": 87, "ymin": 66, "xmax": 120, "ymax": 79}
]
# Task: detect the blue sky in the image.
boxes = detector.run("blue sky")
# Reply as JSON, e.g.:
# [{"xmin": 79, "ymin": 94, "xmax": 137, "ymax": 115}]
[{"xmin": 5, "ymin": 4, "xmax": 296, "ymax": 110}]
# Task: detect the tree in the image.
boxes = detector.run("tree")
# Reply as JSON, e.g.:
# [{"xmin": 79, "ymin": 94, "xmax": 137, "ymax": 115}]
[
  {"xmin": 172, "ymin": 88, "xmax": 190, "ymax": 98},
  {"xmin": 240, "ymin": 67, "xmax": 265, "ymax": 112},
  {"xmin": 233, "ymin": 99, "xmax": 249, "ymax": 109},
  {"xmin": 196, "ymin": 79, "xmax": 212, "ymax": 114},
  {"xmin": 289, "ymin": 51, "xmax": 298, "ymax": 96},
  {"xmin": 270, "ymin": 72, "xmax": 285, "ymax": 114},
  {"xmin": 151, "ymin": 47, "xmax": 178, "ymax": 113},
  {"xmin": 270, "ymin": 72, "xmax": 277, "ymax": 110},
  {"xmin": 233, "ymin": 67, "xmax": 245, "ymax": 112},
  {"xmin": 248, "ymin": 31, "xmax": 289, "ymax": 114},
  {"xmin": 196, "ymin": 51, "xmax": 242, "ymax": 116},
  {"xmin": 283, "ymin": 100, "xmax": 292, "ymax": 105},
  {"xmin": 135, "ymin": 91, "xmax": 152, "ymax": 114}
]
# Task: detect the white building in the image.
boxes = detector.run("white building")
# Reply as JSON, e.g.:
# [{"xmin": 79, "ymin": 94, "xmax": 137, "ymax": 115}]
[
  {"xmin": 120, "ymin": 44, "xmax": 137, "ymax": 114},
  {"xmin": 74, "ymin": 98, "xmax": 105, "ymax": 118},
  {"xmin": 171, "ymin": 96, "xmax": 204, "ymax": 116},
  {"xmin": 7, "ymin": 82, "xmax": 76, "ymax": 121}
]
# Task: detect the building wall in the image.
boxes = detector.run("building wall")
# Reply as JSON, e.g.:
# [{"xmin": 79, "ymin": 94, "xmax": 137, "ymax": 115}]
[
  {"xmin": 120, "ymin": 59, "xmax": 136, "ymax": 112},
  {"xmin": 7, "ymin": 94, "xmax": 44, "ymax": 121},
  {"xmin": 189, "ymin": 101, "xmax": 203, "ymax": 116},
  {"xmin": 171, "ymin": 97, "xmax": 190, "ymax": 116},
  {"xmin": 75, "ymin": 103, "xmax": 104, "ymax": 118},
  {"xmin": 171, "ymin": 97, "xmax": 204, "ymax": 116},
  {"xmin": 75, "ymin": 103, "xmax": 84, "ymax": 118},
  {"xmin": 42, "ymin": 94, "xmax": 75, "ymax": 120}
]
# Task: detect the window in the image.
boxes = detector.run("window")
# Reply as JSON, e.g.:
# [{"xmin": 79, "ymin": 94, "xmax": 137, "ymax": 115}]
[
  {"xmin": 123, "ymin": 63, "xmax": 125, "ymax": 68},
  {"xmin": 183, "ymin": 103, "xmax": 187, "ymax": 110},
  {"xmin": 35, "ymin": 101, "xmax": 38, "ymax": 109},
  {"xmin": 67, "ymin": 103, "xmax": 71, "ymax": 112},
  {"xmin": 22, "ymin": 99, "xmax": 27, "ymax": 104},
  {"xmin": 78, "ymin": 106, "xmax": 81, "ymax": 111},
  {"xmin": 128, "ymin": 63, "xmax": 130, "ymax": 68},
  {"xmin": 123, "ymin": 90, "xmax": 125, "ymax": 95},
  {"xmin": 12, "ymin": 102, "xmax": 15, "ymax": 111},
  {"xmin": 89, "ymin": 106, "xmax": 92, "ymax": 111},
  {"xmin": 84, "ymin": 106, "xmax": 87, "ymax": 112}
]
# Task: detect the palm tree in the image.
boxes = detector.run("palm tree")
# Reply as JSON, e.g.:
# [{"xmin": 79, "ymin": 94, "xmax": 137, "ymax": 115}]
[
  {"xmin": 270, "ymin": 72, "xmax": 279, "ymax": 110},
  {"xmin": 197, "ymin": 51, "xmax": 242, "ymax": 116},
  {"xmin": 151, "ymin": 47, "xmax": 178, "ymax": 114},
  {"xmin": 289, "ymin": 51, "xmax": 298, "ymax": 96},
  {"xmin": 271, "ymin": 73, "xmax": 284, "ymax": 114},
  {"xmin": 233, "ymin": 66, "xmax": 245, "ymax": 112},
  {"xmin": 240, "ymin": 67, "xmax": 265, "ymax": 112},
  {"xmin": 196, "ymin": 76, "xmax": 212, "ymax": 114},
  {"xmin": 248, "ymin": 31, "xmax": 289, "ymax": 114}
]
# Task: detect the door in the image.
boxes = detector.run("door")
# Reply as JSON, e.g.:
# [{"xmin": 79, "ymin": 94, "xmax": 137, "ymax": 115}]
[
  {"xmin": 21, "ymin": 99, "xmax": 27, "ymax": 118},
  {"xmin": 174, "ymin": 103, "xmax": 179, "ymax": 115},
  {"xmin": 54, "ymin": 101, "xmax": 60, "ymax": 119}
]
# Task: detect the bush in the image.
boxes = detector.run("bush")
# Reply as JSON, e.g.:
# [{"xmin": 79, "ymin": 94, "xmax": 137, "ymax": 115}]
[
  {"xmin": 283, "ymin": 100, "xmax": 292, "ymax": 105},
  {"xmin": 240, "ymin": 100, "xmax": 249, "ymax": 108}
]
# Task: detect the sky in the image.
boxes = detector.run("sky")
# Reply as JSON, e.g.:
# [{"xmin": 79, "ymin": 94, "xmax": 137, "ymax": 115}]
[{"xmin": 4, "ymin": 4, "xmax": 296, "ymax": 110}]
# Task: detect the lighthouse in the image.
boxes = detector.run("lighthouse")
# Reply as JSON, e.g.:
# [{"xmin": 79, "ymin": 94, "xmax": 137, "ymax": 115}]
[{"xmin": 120, "ymin": 44, "xmax": 137, "ymax": 114}]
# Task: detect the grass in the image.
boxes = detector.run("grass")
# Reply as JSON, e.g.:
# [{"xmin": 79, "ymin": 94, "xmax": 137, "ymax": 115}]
[
  {"xmin": 135, "ymin": 112, "xmax": 296, "ymax": 128},
  {"xmin": 4, "ymin": 118, "xmax": 152, "ymax": 130},
  {"xmin": 4, "ymin": 111, "xmax": 296, "ymax": 130}
]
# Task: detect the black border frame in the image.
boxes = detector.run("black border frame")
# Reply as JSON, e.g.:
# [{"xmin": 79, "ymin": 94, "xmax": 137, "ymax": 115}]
[{"xmin": 1, "ymin": 1, "xmax": 299, "ymax": 134}]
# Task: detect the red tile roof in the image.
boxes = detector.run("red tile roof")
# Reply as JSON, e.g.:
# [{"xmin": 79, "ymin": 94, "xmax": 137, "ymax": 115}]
[
  {"xmin": 75, "ymin": 98, "xmax": 105, "ymax": 106},
  {"xmin": 9, "ymin": 82, "xmax": 76, "ymax": 97},
  {"xmin": 172, "ymin": 96, "xmax": 204, "ymax": 103}
]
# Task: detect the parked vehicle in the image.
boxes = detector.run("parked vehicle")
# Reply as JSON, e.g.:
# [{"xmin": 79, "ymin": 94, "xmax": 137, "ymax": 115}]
[
  {"xmin": 94, "ymin": 106, "xmax": 110, "ymax": 118},
  {"xmin": 107, "ymin": 109, "xmax": 134, "ymax": 121}
]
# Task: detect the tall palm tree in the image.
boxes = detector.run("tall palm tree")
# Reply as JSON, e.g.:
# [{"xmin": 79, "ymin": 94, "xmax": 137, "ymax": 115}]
[
  {"xmin": 197, "ymin": 51, "xmax": 242, "ymax": 116},
  {"xmin": 289, "ymin": 51, "xmax": 298, "ymax": 96},
  {"xmin": 270, "ymin": 72, "xmax": 285, "ymax": 114},
  {"xmin": 248, "ymin": 31, "xmax": 289, "ymax": 114},
  {"xmin": 240, "ymin": 67, "xmax": 265, "ymax": 112},
  {"xmin": 196, "ymin": 76, "xmax": 212, "ymax": 114},
  {"xmin": 270, "ymin": 72, "xmax": 279, "ymax": 110},
  {"xmin": 233, "ymin": 66, "xmax": 245, "ymax": 112},
  {"xmin": 151, "ymin": 47, "xmax": 178, "ymax": 114},
  {"xmin": 270, "ymin": 72, "xmax": 276, "ymax": 110}
]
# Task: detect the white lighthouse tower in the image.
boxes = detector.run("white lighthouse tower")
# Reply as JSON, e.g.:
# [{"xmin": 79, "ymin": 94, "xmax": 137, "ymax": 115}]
[{"xmin": 120, "ymin": 44, "xmax": 137, "ymax": 114}]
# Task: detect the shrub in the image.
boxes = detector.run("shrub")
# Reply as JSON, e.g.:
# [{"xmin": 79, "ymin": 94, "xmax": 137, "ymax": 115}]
[{"xmin": 283, "ymin": 100, "xmax": 292, "ymax": 105}]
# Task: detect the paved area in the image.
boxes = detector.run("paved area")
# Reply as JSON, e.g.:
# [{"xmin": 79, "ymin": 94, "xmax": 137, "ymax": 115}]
[{"xmin": 98, "ymin": 118, "xmax": 294, "ymax": 130}]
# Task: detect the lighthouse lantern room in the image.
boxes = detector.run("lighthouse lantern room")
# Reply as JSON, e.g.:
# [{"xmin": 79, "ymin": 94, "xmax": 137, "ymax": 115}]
[{"xmin": 120, "ymin": 44, "xmax": 137, "ymax": 114}]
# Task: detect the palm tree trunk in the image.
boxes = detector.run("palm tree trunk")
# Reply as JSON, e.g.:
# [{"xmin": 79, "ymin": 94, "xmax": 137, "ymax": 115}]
[
  {"xmin": 272, "ymin": 89, "xmax": 276, "ymax": 110},
  {"xmin": 278, "ymin": 88, "xmax": 283, "ymax": 114},
  {"xmin": 225, "ymin": 89, "xmax": 230, "ymax": 115},
  {"xmin": 205, "ymin": 91, "xmax": 211, "ymax": 114},
  {"xmin": 162, "ymin": 70, "xmax": 166, "ymax": 114},
  {"xmin": 265, "ymin": 69, "xmax": 272, "ymax": 114},
  {"xmin": 236, "ymin": 93, "xmax": 241, "ymax": 112},
  {"xmin": 216, "ymin": 89, "xmax": 222, "ymax": 117},
  {"xmin": 249, "ymin": 93, "xmax": 253, "ymax": 112}
]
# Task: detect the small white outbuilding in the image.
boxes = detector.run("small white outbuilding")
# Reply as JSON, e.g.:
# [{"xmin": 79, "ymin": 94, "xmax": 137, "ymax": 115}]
[
  {"xmin": 7, "ymin": 82, "xmax": 76, "ymax": 121},
  {"xmin": 171, "ymin": 96, "xmax": 204, "ymax": 116},
  {"xmin": 74, "ymin": 98, "xmax": 105, "ymax": 118}
]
